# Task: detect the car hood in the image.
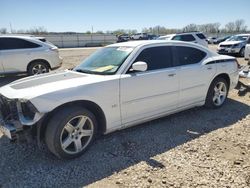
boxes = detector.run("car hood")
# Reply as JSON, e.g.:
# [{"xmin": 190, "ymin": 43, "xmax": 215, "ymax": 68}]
[
  {"xmin": 219, "ymin": 41, "xmax": 243, "ymax": 45},
  {"xmin": 0, "ymin": 70, "xmax": 113, "ymax": 100}
]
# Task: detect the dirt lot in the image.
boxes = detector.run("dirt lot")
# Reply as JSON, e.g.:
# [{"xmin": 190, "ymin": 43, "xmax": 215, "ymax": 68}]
[{"xmin": 0, "ymin": 45, "xmax": 249, "ymax": 188}]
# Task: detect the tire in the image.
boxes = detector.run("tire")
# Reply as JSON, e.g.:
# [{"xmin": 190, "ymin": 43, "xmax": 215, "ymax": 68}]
[
  {"xmin": 28, "ymin": 61, "xmax": 49, "ymax": 75},
  {"xmin": 205, "ymin": 77, "xmax": 229, "ymax": 109},
  {"xmin": 45, "ymin": 106, "xmax": 98, "ymax": 159},
  {"xmin": 239, "ymin": 47, "xmax": 245, "ymax": 57}
]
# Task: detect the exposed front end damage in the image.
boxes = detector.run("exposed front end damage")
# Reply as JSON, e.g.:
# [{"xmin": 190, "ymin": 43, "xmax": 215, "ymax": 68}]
[{"xmin": 0, "ymin": 94, "xmax": 44, "ymax": 141}]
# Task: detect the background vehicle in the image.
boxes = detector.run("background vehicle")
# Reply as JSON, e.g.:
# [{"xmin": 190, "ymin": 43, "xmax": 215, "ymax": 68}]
[
  {"xmin": 217, "ymin": 34, "xmax": 250, "ymax": 57},
  {"xmin": 244, "ymin": 37, "xmax": 250, "ymax": 62},
  {"xmin": 157, "ymin": 32, "xmax": 208, "ymax": 47},
  {"xmin": 207, "ymin": 37, "xmax": 217, "ymax": 44},
  {"xmin": 213, "ymin": 36, "xmax": 231, "ymax": 44},
  {"xmin": 130, "ymin": 33, "xmax": 148, "ymax": 40},
  {"xmin": 0, "ymin": 35, "xmax": 62, "ymax": 75},
  {"xmin": 116, "ymin": 34, "xmax": 130, "ymax": 43},
  {"xmin": 148, "ymin": 34, "xmax": 158, "ymax": 40},
  {"xmin": 0, "ymin": 41, "xmax": 238, "ymax": 159}
]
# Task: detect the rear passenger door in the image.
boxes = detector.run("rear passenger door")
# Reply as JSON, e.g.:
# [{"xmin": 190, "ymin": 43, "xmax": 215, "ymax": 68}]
[
  {"xmin": 0, "ymin": 38, "xmax": 41, "ymax": 73},
  {"xmin": 173, "ymin": 45, "xmax": 216, "ymax": 107}
]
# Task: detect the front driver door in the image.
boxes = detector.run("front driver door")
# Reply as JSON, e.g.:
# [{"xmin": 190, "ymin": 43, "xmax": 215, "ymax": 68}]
[{"xmin": 120, "ymin": 45, "xmax": 179, "ymax": 125}]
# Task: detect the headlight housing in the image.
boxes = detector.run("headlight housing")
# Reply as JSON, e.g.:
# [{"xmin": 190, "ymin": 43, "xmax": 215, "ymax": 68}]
[
  {"xmin": 19, "ymin": 100, "xmax": 38, "ymax": 120},
  {"xmin": 232, "ymin": 43, "xmax": 241, "ymax": 48}
]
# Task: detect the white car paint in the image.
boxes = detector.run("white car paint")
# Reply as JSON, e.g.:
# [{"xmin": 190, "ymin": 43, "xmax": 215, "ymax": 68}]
[
  {"xmin": 0, "ymin": 40, "xmax": 239, "ymax": 136},
  {"xmin": 157, "ymin": 32, "xmax": 208, "ymax": 47},
  {"xmin": 0, "ymin": 35, "xmax": 62, "ymax": 74},
  {"xmin": 245, "ymin": 43, "xmax": 250, "ymax": 61}
]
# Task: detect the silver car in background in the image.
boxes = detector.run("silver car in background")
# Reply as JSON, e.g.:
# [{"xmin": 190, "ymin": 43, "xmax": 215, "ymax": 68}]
[
  {"xmin": 217, "ymin": 34, "xmax": 250, "ymax": 57},
  {"xmin": 0, "ymin": 35, "xmax": 62, "ymax": 75}
]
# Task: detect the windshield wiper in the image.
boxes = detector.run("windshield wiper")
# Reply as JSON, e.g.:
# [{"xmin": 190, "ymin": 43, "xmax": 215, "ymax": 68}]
[{"xmin": 74, "ymin": 69, "xmax": 95, "ymax": 74}]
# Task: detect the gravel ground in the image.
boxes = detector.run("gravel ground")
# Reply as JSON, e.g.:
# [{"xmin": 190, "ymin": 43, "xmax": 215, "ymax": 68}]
[{"xmin": 0, "ymin": 45, "xmax": 249, "ymax": 188}]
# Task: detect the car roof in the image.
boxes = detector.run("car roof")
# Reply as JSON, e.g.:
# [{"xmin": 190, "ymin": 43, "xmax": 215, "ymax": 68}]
[
  {"xmin": 235, "ymin": 34, "xmax": 250, "ymax": 36},
  {"xmin": 108, "ymin": 40, "xmax": 210, "ymax": 50},
  {"xmin": 0, "ymin": 35, "xmax": 40, "ymax": 40}
]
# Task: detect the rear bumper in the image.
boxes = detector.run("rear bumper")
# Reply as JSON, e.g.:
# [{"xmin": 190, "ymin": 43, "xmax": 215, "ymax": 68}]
[
  {"xmin": 229, "ymin": 71, "xmax": 240, "ymax": 90},
  {"xmin": 51, "ymin": 56, "xmax": 63, "ymax": 70}
]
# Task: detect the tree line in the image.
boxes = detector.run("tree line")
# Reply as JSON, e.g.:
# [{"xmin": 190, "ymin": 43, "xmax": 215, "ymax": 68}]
[{"xmin": 0, "ymin": 19, "xmax": 248, "ymax": 35}]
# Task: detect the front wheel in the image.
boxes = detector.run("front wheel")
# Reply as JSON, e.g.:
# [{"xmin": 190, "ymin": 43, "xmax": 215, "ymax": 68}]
[
  {"xmin": 45, "ymin": 107, "xmax": 97, "ymax": 159},
  {"xmin": 205, "ymin": 77, "xmax": 229, "ymax": 108}
]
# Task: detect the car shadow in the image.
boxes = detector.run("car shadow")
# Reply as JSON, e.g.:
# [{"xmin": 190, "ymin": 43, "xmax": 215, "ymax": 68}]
[
  {"xmin": 0, "ymin": 74, "xmax": 27, "ymax": 87},
  {"xmin": 0, "ymin": 98, "xmax": 249, "ymax": 187}
]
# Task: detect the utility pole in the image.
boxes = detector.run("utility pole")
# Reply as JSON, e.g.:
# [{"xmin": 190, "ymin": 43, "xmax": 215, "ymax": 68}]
[
  {"xmin": 91, "ymin": 26, "xmax": 93, "ymax": 44},
  {"xmin": 9, "ymin": 22, "xmax": 13, "ymax": 33}
]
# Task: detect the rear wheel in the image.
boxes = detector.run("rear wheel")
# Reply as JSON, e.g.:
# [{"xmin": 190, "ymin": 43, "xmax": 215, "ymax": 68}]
[
  {"xmin": 45, "ymin": 107, "xmax": 97, "ymax": 159},
  {"xmin": 28, "ymin": 61, "xmax": 49, "ymax": 75},
  {"xmin": 205, "ymin": 77, "xmax": 229, "ymax": 108}
]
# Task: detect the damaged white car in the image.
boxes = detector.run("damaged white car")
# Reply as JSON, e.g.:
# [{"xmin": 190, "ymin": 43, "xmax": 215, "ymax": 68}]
[{"xmin": 0, "ymin": 41, "xmax": 239, "ymax": 159}]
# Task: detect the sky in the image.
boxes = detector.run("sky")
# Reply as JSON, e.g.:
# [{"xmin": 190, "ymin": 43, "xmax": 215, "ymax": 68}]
[{"xmin": 0, "ymin": 0, "xmax": 250, "ymax": 33}]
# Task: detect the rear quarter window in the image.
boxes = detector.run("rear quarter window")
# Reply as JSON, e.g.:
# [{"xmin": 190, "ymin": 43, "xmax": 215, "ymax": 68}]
[{"xmin": 175, "ymin": 46, "xmax": 207, "ymax": 65}]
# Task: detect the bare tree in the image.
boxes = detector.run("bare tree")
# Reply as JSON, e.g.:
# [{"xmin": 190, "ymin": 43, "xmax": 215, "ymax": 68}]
[
  {"xmin": 225, "ymin": 22, "xmax": 236, "ymax": 33},
  {"xmin": 28, "ymin": 26, "xmax": 47, "ymax": 34},
  {"xmin": 183, "ymin": 24, "xmax": 198, "ymax": 32},
  {"xmin": 235, "ymin": 19, "xmax": 247, "ymax": 32},
  {"xmin": 0, "ymin": 28, "xmax": 7, "ymax": 34}
]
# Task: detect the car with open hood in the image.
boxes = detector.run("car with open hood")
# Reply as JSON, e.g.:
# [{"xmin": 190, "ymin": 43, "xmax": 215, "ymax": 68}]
[{"xmin": 0, "ymin": 40, "xmax": 239, "ymax": 159}]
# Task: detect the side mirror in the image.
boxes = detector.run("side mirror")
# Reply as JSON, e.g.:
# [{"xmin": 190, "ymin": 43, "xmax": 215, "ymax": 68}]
[{"xmin": 132, "ymin": 61, "xmax": 148, "ymax": 72}]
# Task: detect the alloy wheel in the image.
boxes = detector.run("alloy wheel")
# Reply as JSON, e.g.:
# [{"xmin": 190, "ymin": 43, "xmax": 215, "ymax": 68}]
[
  {"xmin": 60, "ymin": 115, "xmax": 94, "ymax": 154},
  {"xmin": 213, "ymin": 82, "xmax": 227, "ymax": 106},
  {"xmin": 32, "ymin": 64, "xmax": 48, "ymax": 75}
]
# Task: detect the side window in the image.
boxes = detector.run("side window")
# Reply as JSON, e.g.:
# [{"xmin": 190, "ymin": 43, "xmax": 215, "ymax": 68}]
[
  {"xmin": 133, "ymin": 46, "xmax": 173, "ymax": 71},
  {"xmin": 181, "ymin": 34, "xmax": 196, "ymax": 42},
  {"xmin": 0, "ymin": 38, "xmax": 40, "ymax": 50},
  {"xmin": 175, "ymin": 46, "xmax": 206, "ymax": 65},
  {"xmin": 196, "ymin": 33, "xmax": 206, "ymax": 39},
  {"xmin": 172, "ymin": 34, "xmax": 195, "ymax": 42},
  {"xmin": 172, "ymin": 35, "xmax": 181, "ymax": 41}
]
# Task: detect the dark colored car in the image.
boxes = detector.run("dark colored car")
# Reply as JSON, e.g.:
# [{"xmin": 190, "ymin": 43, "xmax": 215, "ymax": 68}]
[{"xmin": 214, "ymin": 36, "xmax": 231, "ymax": 44}]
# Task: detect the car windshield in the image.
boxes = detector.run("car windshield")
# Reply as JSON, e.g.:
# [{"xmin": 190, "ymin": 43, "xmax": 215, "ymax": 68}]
[
  {"xmin": 74, "ymin": 47, "xmax": 133, "ymax": 75},
  {"xmin": 227, "ymin": 35, "xmax": 249, "ymax": 41}
]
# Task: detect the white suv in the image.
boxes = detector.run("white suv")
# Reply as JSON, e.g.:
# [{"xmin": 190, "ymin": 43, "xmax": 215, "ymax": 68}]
[
  {"xmin": 0, "ymin": 41, "xmax": 238, "ymax": 159},
  {"xmin": 158, "ymin": 32, "xmax": 208, "ymax": 47},
  {"xmin": 130, "ymin": 33, "xmax": 148, "ymax": 40},
  {"xmin": 0, "ymin": 36, "xmax": 62, "ymax": 75}
]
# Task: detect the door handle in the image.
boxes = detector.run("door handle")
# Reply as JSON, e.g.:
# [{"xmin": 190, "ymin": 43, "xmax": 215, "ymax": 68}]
[
  {"xmin": 168, "ymin": 73, "xmax": 176, "ymax": 77},
  {"xmin": 207, "ymin": 67, "xmax": 212, "ymax": 70}
]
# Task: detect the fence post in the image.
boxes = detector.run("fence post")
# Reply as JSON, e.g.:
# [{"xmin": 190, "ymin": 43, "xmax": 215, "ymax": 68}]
[{"xmin": 61, "ymin": 35, "xmax": 64, "ymax": 48}]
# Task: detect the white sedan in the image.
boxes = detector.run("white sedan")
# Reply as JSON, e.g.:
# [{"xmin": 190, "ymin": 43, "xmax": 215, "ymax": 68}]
[{"xmin": 0, "ymin": 40, "xmax": 239, "ymax": 159}]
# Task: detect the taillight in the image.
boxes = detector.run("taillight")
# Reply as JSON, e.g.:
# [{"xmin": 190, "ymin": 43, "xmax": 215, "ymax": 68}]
[{"xmin": 50, "ymin": 47, "xmax": 59, "ymax": 53}]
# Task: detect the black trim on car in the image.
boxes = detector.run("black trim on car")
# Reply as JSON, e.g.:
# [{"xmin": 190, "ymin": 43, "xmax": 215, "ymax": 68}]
[{"xmin": 205, "ymin": 59, "xmax": 235, "ymax": 65}]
